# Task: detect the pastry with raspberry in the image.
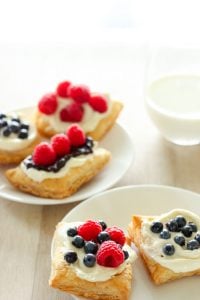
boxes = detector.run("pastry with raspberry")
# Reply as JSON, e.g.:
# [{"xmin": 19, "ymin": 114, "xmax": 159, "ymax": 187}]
[
  {"xmin": 36, "ymin": 80, "xmax": 123, "ymax": 140},
  {"xmin": 49, "ymin": 219, "xmax": 137, "ymax": 299},
  {"xmin": 0, "ymin": 111, "xmax": 41, "ymax": 164},
  {"xmin": 5, "ymin": 125, "xmax": 111, "ymax": 199}
]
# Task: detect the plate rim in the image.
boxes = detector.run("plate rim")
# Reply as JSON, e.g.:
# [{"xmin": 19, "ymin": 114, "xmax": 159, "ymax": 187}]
[{"xmin": 0, "ymin": 106, "xmax": 134, "ymax": 205}]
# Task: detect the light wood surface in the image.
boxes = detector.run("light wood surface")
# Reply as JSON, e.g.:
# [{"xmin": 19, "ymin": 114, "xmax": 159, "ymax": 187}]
[{"xmin": 1, "ymin": 44, "xmax": 200, "ymax": 300}]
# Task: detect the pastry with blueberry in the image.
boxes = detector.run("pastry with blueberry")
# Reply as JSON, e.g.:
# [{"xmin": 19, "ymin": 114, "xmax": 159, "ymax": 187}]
[
  {"xmin": 49, "ymin": 219, "xmax": 137, "ymax": 299},
  {"xmin": 6, "ymin": 125, "xmax": 111, "ymax": 199},
  {"xmin": 36, "ymin": 80, "xmax": 123, "ymax": 140},
  {"xmin": 0, "ymin": 112, "xmax": 41, "ymax": 164},
  {"xmin": 128, "ymin": 209, "xmax": 200, "ymax": 284}
]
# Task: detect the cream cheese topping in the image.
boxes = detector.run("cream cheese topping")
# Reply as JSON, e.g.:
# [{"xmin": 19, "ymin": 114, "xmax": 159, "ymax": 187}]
[
  {"xmin": 53, "ymin": 222, "xmax": 137, "ymax": 282},
  {"xmin": 42, "ymin": 95, "xmax": 112, "ymax": 133},
  {"xmin": 141, "ymin": 209, "xmax": 200, "ymax": 273},
  {"xmin": 20, "ymin": 148, "xmax": 107, "ymax": 182},
  {"xmin": 0, "ymin": 125, "xmax": 36, "ymax": 151}
]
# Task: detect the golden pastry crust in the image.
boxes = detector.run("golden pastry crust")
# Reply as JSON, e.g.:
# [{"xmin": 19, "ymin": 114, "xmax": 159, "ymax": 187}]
[
  {"xmin": 5, "ymin": 149, "xmax": 111, "ymax": 199},
  {"xmin": 49, "ymin": 222, "xmax": 133, "ymax": 300},
  {"xmin": 128, "ymin": 215, "xmax": 200, "ymax": 285},
  {"xmin": 36, "ymin": 101, "xmax": 123, "ymax": 140},
  {"xmin": 0, "ymin": 135, "xmax": 41, "ymax": 164}
]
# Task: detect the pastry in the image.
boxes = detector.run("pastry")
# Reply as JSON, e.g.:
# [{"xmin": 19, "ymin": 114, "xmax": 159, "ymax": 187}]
[
  {"xmin": 6, "ymin": 125, "xmax": 111, "ymax": 199},
  {"xmin": 50, "ymin": 219, "xmax": 137, "ymax": 299},
  {"xmin": 0, "ymin": 112, "xmax": 41, "ymax": 164},
  {"xmin": 128, "ymin": 209, "xmax": 200, "ymax": 285},
  {"xmin": 36, "ymin": 80, "xmax": 123, "ymax": 140}
]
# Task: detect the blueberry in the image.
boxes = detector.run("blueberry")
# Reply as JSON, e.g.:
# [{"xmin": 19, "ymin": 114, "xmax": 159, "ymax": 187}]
[
  {"xmin": 18, "ymin": 129, "xmax": 28, "ymax": 139},
  {"xmin": 123, "ymin": 250, "xmax": 129, "ymax": 260},
  {"xmin": 195, "ymin": 233, "xmax": 200, "ymax": 244},
  {"xmin": 97, "ymin": 231, "xmax": 110, "ymax": 243},
  {"xmin": 150, "ymin": 222, "xmax": 163, "ymax": 233},
  {"xmin": 11, "ymin": 117, "xmax": 21, "ymax": 124},
  {"xmin": 10, "ymin": 121, "xmax": 20, "ymax": 133},
  {"xmin": 166, "ymin": 219, "xmax": 179, "ymax": 232},
  {"xmin": 188, "ymin": 222, "xmax": 198, "ymax": 232},
  {"xmin": 187, "ymin": 240, "xmax": 199, "ymax": 250},
  {"xmin": 84, "ymin": 241, "xmax": 98, "ymax": 254},
  {"xmin": 175, "ymin": 215, "xmax": 186, "ymax": 229},
  {"xmin": 72, "ymin": 235, "xmax": 85, "ymax": 248},
  {"xmin": 0, "ymin": 119, "xmax": 7, "ymax": 128},
  {"xmin": 64, "ymin": 251, "xmax": 77, "ymax": 263},
  {"xmin": 0, "ymin": 113, "xmax": 6, "ymax": 119},
  {"xmin": 181, "ymin": 225, "xmax": 193, "ymax": 237},
  {"xmin": 20, "ymin": 122, "xmax": 29, "ymax": 130},
  {"xmin": 163, "ymin": 244, "xmax": 175, "ymax": 256},
  {"xmin": 99, "ymin": 220, "xmax": 107, "ymax": 230},
  {"xmin": 2, "ymin": 127, "xmax": 11, "ymax": 137},
  {"xmin": 56, "ymin": 158, "xmax": 66, "ymax": 170},
  {"xmin": 174, "ymin": 235, "xmax": 185, "ymax": 246},
  {"xmin": 159, "ymin": 229, "xmax": 171, "ymax": 239},
  {"xmin": 83, "ymin": 253, "xmax": 96, "ymax": 267},
  {"xmin": 67, "ymin": 227, "xmax": 77, "ymax": 237}
]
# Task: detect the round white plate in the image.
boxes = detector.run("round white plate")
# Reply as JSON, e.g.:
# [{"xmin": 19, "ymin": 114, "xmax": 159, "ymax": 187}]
[
  {"xmin": 0, "ymin": 107, "xmax": 134, "ymax": 205},
  {"xmin": 62, "ymin": 185, "xmax": 200, "ymax": 300}
]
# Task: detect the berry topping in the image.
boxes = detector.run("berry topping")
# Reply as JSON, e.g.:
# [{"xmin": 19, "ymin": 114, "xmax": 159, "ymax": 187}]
[
  {"xmin": 0, "ymin": 113, "xmax": 6, "ymax": 119},
  {"xmin": 64, "ymin": 251, "xmax": 78, "ymax": 263},
  {"xmin": 2, "ymin": 127, "xmax": 11, "ymax": 137},
  {"xmin": 195, "ymin": 233, "xmax": 200, "ymax": 244},
  {"xmin": 174, "ymin": 235, "xmax": 185, "ymax": 246},
  {"xmin": 60, "ymin": 102, "xmax": 84, "ymax": 122},
  {"xmin": 51, "ymin": 134, "xmax": 71, "ymax": 157},
  {"xmin": 187, "ymin": 240, "xmax": 199, "ymax": 250},
  {"xmin": 83, "ymin": 253, "xmax": 96, "ymax": 267},
  {"xmin": 68, "ymin": 85, "xmax": 91, "ymax": 104},
  {"xmin": 18, "ymin": 129, "xmax": 28, "ymax": 139},
  {"xmin": 166, "ymin": 219, "xmax": 179, "ymax": 232},
  {"xmin": 105, "ymin": 226, "xmax": 126, "ymax": 246},
  {"xmin": 97, "ymin": 231, "xmax": 110, "ymax": 244},
  {"xmin": 99, "ymin": 220, "xmax": 107, "ymax": 230},
  {"xmin": 150, "ymin": 222, "xmax": 163, "ymax": 233},
  {"xmin": 0, "ymin": 119, "xmax": 7, "ymax": 128},
  {"xmin": 38, "ymin": 93, "xmax": 58, "ymax": 115},
  {"xmin": 89, "ymin": 95, "xmax": 108, "ymax": 113},
  {"xmin": 72, "ymin": 235, "xmax": 85, "ymax": 248},
  {"xmin": 20, "ymin": 122, "xmax": 29, "ymax": 130},
  {"xmin": 181, "ymin": 225, "xmax": 193, "ymax": 237},
  {"xmin": 11, "ymin": 117, "xmax": 20, "ymax": 123},
  {"xmin": 159, "ymin": 229, "xmax": 171, "ymax": 239},
  {"xmin": 77, "ymin": 220, "xmax": 102, "ymax": 241},
  {"xmin": 174, "ymin": 216, "xmax": 186, "ymax": 229},
  {"xmin": 67, "ymin": 124, "xmax": 86, "ymax": 147},
  {"xmin": 67, "ymin": 227, "xmax": 77, "ymax": 237},
  {"xmin": 10, "ymin": 121, "xmax": 20, "ymax": 133},
  {"xmin": 56, "ymin": 81, "xmax": 71, "ymax": 98},
  {"xmin": 32, "ymin": 142, "xmax": 56, "ymax": 166},
  {"xmin": 96, "ymin": 240, "xmax": 124, "ymax": 268},
  {"xmin": 163, "ymin": 244, "xmax": 175, "ymax": 256},
  {"xmin": 188, "ymin": 222, "xmax": 198, "ymax": 232},
  {"xmin": 84, "ymin": 241, "xmax": 98, "ymax": 254},
  {"xmin": 123, "ymin": 250, "xmax": 129, "ymax": 260}
]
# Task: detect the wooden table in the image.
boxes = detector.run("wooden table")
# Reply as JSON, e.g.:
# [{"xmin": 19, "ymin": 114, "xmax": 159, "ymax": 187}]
[{"xmin": 1, "ymin": 44, "xmax": 200, "ymax": 300}]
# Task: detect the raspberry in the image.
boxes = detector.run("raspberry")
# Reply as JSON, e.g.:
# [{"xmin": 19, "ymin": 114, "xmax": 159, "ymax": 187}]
[
  {"xmin": 51, "ymin": 134, "xmax": 71, "ymax": 157},
  {"xmin": 56, "ymin": 81, "xmax": 71, "ymax": 98},
  {"xmin": 67, "ymin": 124, "xmax": 86, "ymax": 147},
  {"xmin": 32, "ymin": 142, "xmax": 56, "ymax": 166},
  {"xmin": 89, "ymin": 95, "xmax": 108, "ymax": 113},
  {"xmin": 77, "ymin": 220, "xmax": 102, "ymax": 241},
  {"xmin": 105, "ymin": 226, "xmax": 126, "ymax": 246},
  {"xmin": 60, "ymin": 102, "xmax": 84, "ymax": 122},
  {"xmin": 96, "ymin": 241, "xmax": 124, "ymax": 268},
  {"xmin": 68, "ymin": 85, "xmax": 91, "ymax": 103},
  {"xmin": 38, "ymin": 93, "xmax": 58, "ymax": 115}
]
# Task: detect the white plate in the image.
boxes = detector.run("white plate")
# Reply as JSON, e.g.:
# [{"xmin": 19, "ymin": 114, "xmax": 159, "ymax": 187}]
[
  {"xmin": 62, "ymin": 185, "xmax": 200, "ymax": 300},
  {"xmin": 0, "ymin": 107, "xmax": 134, "ymax": 205}
]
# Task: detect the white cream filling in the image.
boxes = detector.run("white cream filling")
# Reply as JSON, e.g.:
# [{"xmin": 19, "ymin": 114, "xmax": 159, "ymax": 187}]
[
  {"xmin": 20, "ymin": 148, "xmax": 107, "ymax": 182},
  {"xmin": 141, "ymin": 209, "xmax": 200, "ymax": 273},
  {"xmin": 54, "ymin": 222, "xmax": 137, "ymax": 282},
  {"xmin": 42, "ymin": 95, "xmax": 112, "ymax": 133}
]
